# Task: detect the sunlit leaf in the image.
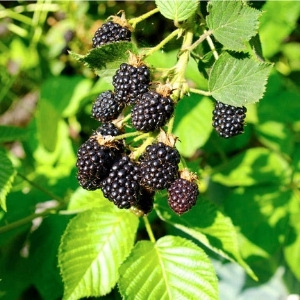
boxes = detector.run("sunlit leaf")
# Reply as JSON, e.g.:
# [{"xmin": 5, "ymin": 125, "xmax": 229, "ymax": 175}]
[
  {"xmin": 58, "ymin": 207, "xmax": 139, "ymax": 300},
  {"xmin": 119, "ymin": 235, "xmax": 218, "ymax": 300}
]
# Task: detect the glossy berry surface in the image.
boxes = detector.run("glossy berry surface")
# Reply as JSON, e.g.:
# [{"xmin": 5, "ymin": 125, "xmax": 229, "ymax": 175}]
[
  {"xmin": 131, "ymin": 91, "xmax": 174, "ymax": 132},
  {"xmin": 139, "ymin": 142, "xmax": 180, "ymax": 190},
  {"xmin": 113, "ymin": 63, "xmax": 151, "ymax": 104},
  {"xmin": 92, "ymin": 91, "xmax": 124, "ymax": 122},
  {"xmin": 100, "ymin": 156, "xmax": 140, "ymax": 209},
  {"xmin": 92, "ymin": 21, "xmax": 131, "ymax": 47},
  {"xmin": 168, "ymin": 178, "xmax": 199, "ymax": 215},
  {"xmin": 212, "ymin": 101, "xmax": 247, "ymax": 138}
]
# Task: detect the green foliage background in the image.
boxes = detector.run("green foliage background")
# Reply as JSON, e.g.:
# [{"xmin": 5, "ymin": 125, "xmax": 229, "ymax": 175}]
[{"xmin": 0, "ymin": 1, "xmax": 300, "ymax": 299}]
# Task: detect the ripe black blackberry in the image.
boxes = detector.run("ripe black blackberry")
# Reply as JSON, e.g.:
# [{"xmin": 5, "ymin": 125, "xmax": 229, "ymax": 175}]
[
  {"xmin": 113, "ymin": 62, "xmax": 151, "ymax": 104},
  {"xmin": 212, "ymin": 101, "xmax": 247, "ymax": 138},
  {"xmin": 92, "ymin": 21, "xmax": 131, "ymax": 48},
  {"xmin": 139, "ymin": 142, "xmax": 180, "ymax": 190},
  {"xmin": 131, "ymin": 91, "xmax": 174, "ymax": 132},
  {"xmin": 133, "ymin": 188, "xmax": 155, "ymax": 215},
  {"xmin": 76, "ymin": 123, "xmax": 123, "ymax": 190},
  {"xmin": 92, "ymin": 90, "xmax": 125, "ymax": 122},
  {"xmin": 100, "ymin": 156, "xmax": 140, "ymax": 209},
  {"xmin": 168, "ymin": 178, "xmax": 199, "ymax": 215}
]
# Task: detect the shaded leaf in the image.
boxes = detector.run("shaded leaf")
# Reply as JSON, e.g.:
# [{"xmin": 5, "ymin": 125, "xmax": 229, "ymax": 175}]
[
  {"xmin": 155, "ymin": 0, "xmax": 198, "ymax": 22},
  {"xmin": 174, "ymin": 96, "xmax": 213, "ymax": 157},
  {"xmin": 155, "ymin": 197, "xmax": 257, "ymax": 280},
  {"xmin": 0, "ymin": 126, "xmax": 28, "ymax": 143},
  {"xmin": 0, "ymin": 149, "xmax": 16, "ymax": 212},
  {"xmin": 211, "ymin": 147, "xmax": 291, "ymax": 187},
  {"xmin": 119, "ymin": 235, "xmax": 218, "ymax": 300},
  {"xmin": 209, "ymin": 52, "xmax": 272, "ymax": 106},
  {"xmin": 58, "ymin": 207, "xmax": 139, "ymax": 300},
  {"xmin": 206, "ymin": 0, "xmax": 261, "ymax": 51},
  {"xmin": 69, "ymin": 42, "xmax": 136, "ymax": 76}
]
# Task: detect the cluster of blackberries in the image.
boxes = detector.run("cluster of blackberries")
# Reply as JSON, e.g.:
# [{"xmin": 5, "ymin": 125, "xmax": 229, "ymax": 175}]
[
  {"xmin": 212, "ymin": 101, "xmax": 247, "ymax": 138},
  {"xmin": 76, "ymin": 19, "xmax": 199, "ymax": 216}
]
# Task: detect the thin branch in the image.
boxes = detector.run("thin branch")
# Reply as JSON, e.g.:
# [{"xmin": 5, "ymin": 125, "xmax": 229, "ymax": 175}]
[
  {"xmin": 189, "ymin": 88, "xmax": 211, "ymax": 96},
  {"xmin": 143, "ymin": 216, "xmax": 156, "ymax": 243},
  {"xmin": 129, "ymin": 7, "xmax": 159, "ymax": 29}
]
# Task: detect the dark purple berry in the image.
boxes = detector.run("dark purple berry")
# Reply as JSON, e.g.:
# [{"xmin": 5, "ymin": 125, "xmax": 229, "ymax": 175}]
[
  {"xmin": 168, "ymin": 178, "xmax": 199, "ymax": 215},
  {"xmin": 212, "ymin": 101, "xmax": 247, "ymax": 138},
  {"xmin": 131, "ymin": 91, "xmax": 174, "ymax": 132},
  {"xmin": 139, "ymin": 142, "xmax": 180, "ymax": 190},
  {"xmin": 92, "ymin": 91, "xmax": 125, "ymax": 122},
  {"xmin": 92, "ymin": 21, "xmax": 131, "ymax": 47}
]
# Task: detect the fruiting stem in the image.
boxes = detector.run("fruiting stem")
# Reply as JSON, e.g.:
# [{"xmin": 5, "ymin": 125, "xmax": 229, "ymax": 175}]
[
  {"xmin": 112, "ymin": 131, "xmax": 143, "ymax": 141},
  {"xmin": 167, "ymin": 116, "xmax": 175, "ymax": 134},
  {"xmin": 119, "ymin": 113, "xmax": 132, "ymax": 125},
  {"xmin": 185, "ymin": 29, "xmax": 213, "ymax": 53},
  {"xmin": 142, "ymin": 28, "xmax": 181, "ymax": 59},
  {"xmin": 0, "ymin": 202, "xmax": 64, "ymax": 234},
  {"xmin": 132, "ymin": 132, "xmax": 150, "ymax": 142},
  {"xmin": 17, "ymin": 172, "xmax": 64, "ymax": 202},
  {"xmin": 143, "ymin": 215, "xmax": 156, "ymax": 243},
  {"xmin": 189, "ymin": 88, "xmax": 211, "ymax": 96},
  {"xmin": 171, "ymin": 28, "xmax": 194, "ymax": 101},
  {"xmin": 129, "ymin": 7, "xmax": 159, "ymax": 29},
  {"xmin": 205, "ymin": 30, "xmax": 219, "ymax": 60},
  {"xmin": 131, "ymin": 135, "xmax": 155, "ymax": 160}
]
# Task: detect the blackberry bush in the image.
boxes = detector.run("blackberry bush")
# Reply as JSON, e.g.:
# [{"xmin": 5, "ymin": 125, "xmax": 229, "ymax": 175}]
[
  {"xmin": 112, "ymin": 61, "xmax": 151, "ymax": 104},
  {"xmin": 139, "ymin": 142, "xmax": 180, "ymax": 190},
  {"xmin": 100, "ymin": 155, "xmax": 140, "ymax": 209},
  {"xmin": 92, "ymin": 20, "xmax": 131, "ymax": 47},
  {"xmin": 131, "ymin": 90, "xmax": 174, "ymax": 132},
  {"xmin": 212, "ymin": 101, "xmax": 247, "ymax": 138},
  {"xmin": 92, "ymin": 90, "xmax": 125, "ymax": 122}
]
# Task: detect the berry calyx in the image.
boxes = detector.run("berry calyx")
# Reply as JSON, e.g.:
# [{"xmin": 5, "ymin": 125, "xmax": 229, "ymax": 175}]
[{"xmin": 212, "ymin": 101, "xmax": 247, "ymax": 138}]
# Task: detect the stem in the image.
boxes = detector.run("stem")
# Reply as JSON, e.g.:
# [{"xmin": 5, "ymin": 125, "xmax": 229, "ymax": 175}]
[
  {"xmin": 0, "ymin": 202, "xmax": 64, "ymax": 234},
  {"xmin": 143, "ymin": 216, "xmax": 156, "ymax": 243},
  {"xmin": 205, "ymin": 30, "xmax": 219, "ymax": 60},
  {"xmin": 119, "ymin": 113, "xmax": 131, "ymax": 125},
  {"xmin": 167, "ymin": 116, "xmax": 175, "ymax": 134},
  {"xmin": 17, "ymin": 172, "xmax": 64, "ymax": 202},
  {"xmin": 132, "ymin": 132, "xmax": 150, "ymax": 142},
  {"xmin": 129, "ymin": 7, "xmax": 159, "ymax": 29},
  {"xmin": 171, "ymin": 28, "xmax": 194, "ymax": 101},
  {"xmin": 131, "ymin": 135, "xmax": 155, "ymax": 160},
  {"xmin": 112, "ymin": 131, "xmax": 144, "ymax": 141},
  {"xmin": 142, "ymin": 28, "xmax": 180, "ymax": 59},
  {"xmin": 189, "ymin": 88, "xmax": 211, "ymax": 96},
  {"xmin": 187, "ymin": 29, "xmax": 213, "ymax": 52}
]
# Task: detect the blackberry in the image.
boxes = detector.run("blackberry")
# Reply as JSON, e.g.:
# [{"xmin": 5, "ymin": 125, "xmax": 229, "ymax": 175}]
[
  {"xmin": 212, "ymin": 101, "xmax": 247, "ymax": 138},
  {"xmin": 134, "ymin": 188, "xmax": 155, "ymax": 215},
  {"xmin": 131, "ymin": 91, "xmax": 174, "ymax": 132},
  {"xmin": 92, "ymin": 21, "xmax": 131, "ymax": 48},
  {"xmin": 168, "ymin": 179, "xmax": 199, "ymax": 215},
  {"xmin": 100, "ymin": 156, "xmax": 140, "ymax": 209},
  {"xmin": 139, "ymin": 142, "xmax": 180, "ymax": 190},
  {"xmin": 92, "ymin": 91, "xmax": 125, "ymax": 122},
  {"xmin": 113, "ymin": 63, "xmax": 151, "ymax": 104},
  {"xmin": 76, "ymin": 123, "xmax": 123, "ymax": 190}
]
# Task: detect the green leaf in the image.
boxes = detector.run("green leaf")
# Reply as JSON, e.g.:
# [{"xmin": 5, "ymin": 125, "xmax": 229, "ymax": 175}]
[
  {"xmin": 209, "ymin": 52, "xmax": 272, "ymax": 106},
  {"xmin": 119, "ymin": 236, "xmax": 218, "ymax": 300},
  {"xmin": 58, "ymin": 207, "xmax": 139, "ymax": 300},
  {"xmin": 174, "ymin": 96, "xmax": 213, "ymax": 157},
  {"xmin": 206, "ymin": 0, "xmax": 261, "ymax": 51},
  {"xmin": 69, "ymin": 42, "xmax": 136, "ymax": 76},
  {"xmin": 155, "ymin": 197, "xmax": 257, "ymax": 280},
  {"xmin": 255, "ymin": 121, "xmax": 294, "ymax": 155},
  {"xmin": 155, "ymin": 0, "xmax": 198, "ymax": 22},
  {"xmin": 284, "ymin": 205, "xmax": 300, "ymax": 281},
  {"xmin": 68, "ymin": 188, "xmax": 114, "ymax": 212},
  {"xmin": 259, "ymin": 1, "xmax": 300, "ymax": 57},
  {"xmin": 0, "ymin": 126, "xmax": 28, "ymax": 143},
  {"xmin": 211, "ymin": 147, "xmax": 291, "ymax": 187},
  {"xmin": 0, "ymin": 150, "xmax": 16, "ymax": 212}
]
